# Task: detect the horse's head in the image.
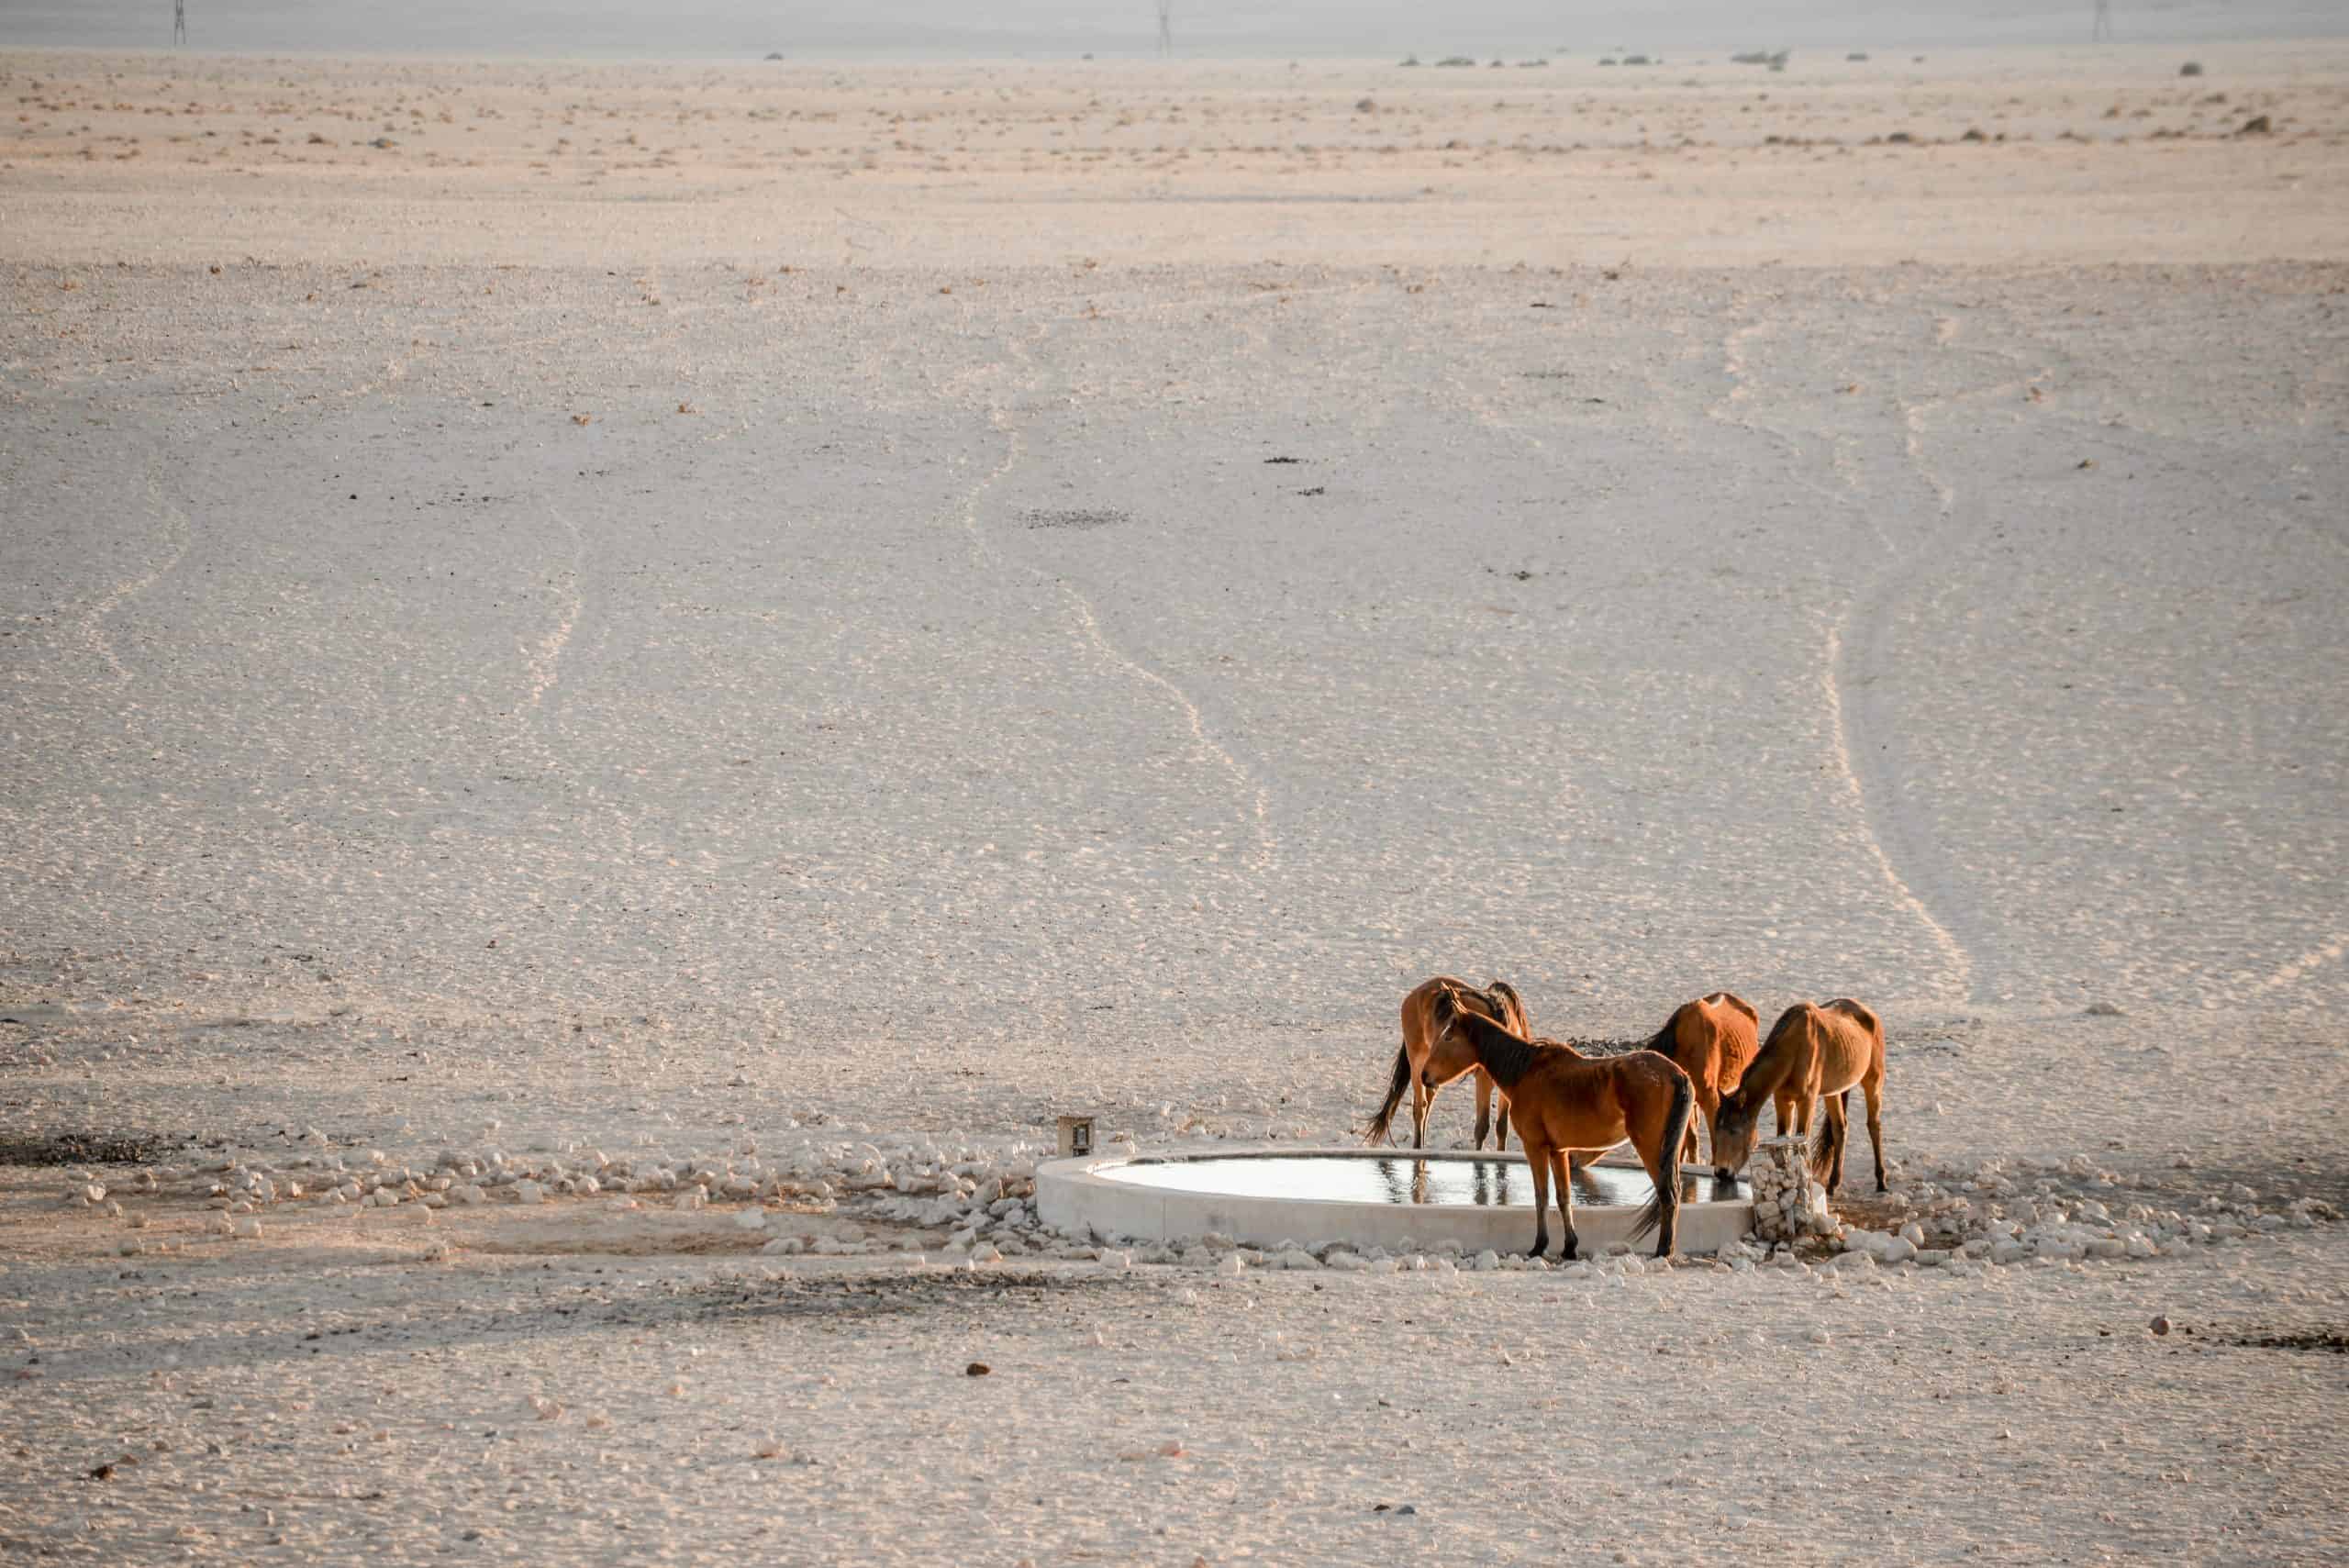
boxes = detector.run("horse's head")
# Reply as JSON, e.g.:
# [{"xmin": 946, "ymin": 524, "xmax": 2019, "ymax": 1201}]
[
  {"xmin": 1421, "ymin": 982, "xmax": 1486, "ymax": 1093},
  {"xmin": 1709, "ymin": 1090, "xmax": 1765, "ymax": 1176}
]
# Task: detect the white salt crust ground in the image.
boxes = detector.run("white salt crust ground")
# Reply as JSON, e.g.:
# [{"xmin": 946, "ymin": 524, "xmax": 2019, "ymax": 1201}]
[{"xmin": 5, "ymin": 41, "xmax": 2349, "ymax": 1568}]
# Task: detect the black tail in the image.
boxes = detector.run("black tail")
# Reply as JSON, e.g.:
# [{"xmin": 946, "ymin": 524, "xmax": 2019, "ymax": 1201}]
[
  {"xmin": 1364, "ymin": 1042, "xmax": 1413, "ymax": 1147},
  {"xmin": 1810, "ymin": 1103, "xmax": 1838, "ymax": 1173},
  {"xmin": 1629, "ymin": 1065, "xmax": 1695, "ymax": 1252}
]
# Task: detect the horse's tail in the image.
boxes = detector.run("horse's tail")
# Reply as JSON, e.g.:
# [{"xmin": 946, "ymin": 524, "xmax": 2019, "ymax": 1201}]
[
  {"xmin": 1485, "ymin": 979, "xmax": 1527, "ymax": 1036},
  {"xmin": 1364, "ymin": 1041, "xmax": 1414, "ymax": 1147},
  {"xmin": 1811, "ymin": 1103, "xmax": 1838, "ymax": 1171},
  {"xmin": 1630, "ymin": 1062, "xmax": 1695, "ymax": 1249}
]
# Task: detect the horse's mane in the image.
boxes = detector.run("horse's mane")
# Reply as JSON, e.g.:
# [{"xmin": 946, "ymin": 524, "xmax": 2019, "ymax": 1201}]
[
  {"xmin": 1483, "ymin": 979, "xmax": 1528, "ymax": 1035},
  {"xmin": 1431, "ymin": 984, "xmax": 1541, "ymax": 1089},
  {"xmin": 1642, "ymin": 1002, "xmax": 1686, "ymax": 1061},
  {"xmin": 1761, "ymin": 1001, "xmax": 1812, "ymax": 1055}
]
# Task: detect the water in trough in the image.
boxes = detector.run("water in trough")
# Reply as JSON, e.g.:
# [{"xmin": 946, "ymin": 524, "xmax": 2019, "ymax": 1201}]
[{"xmin": 1097, "ymin": 1152, "xmax": 1744, "ymax": 1207}]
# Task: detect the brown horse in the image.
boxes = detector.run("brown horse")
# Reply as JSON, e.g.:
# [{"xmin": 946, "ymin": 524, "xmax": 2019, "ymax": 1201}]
[
  {"xmin": 1641, "ymin": 991, "xmax": 1760, "ymax": 1182},
  {"xmin": 1421, "ymin": 982, "xmax": 1694, "ymax": 1260},
  {"xmin": 1364, "ymin": 976, "xmax": 1530, "ymax": 1151},
  {"xmin": 1710, "ymin": 998, "xmax": 1887, "ymax": 1195}
]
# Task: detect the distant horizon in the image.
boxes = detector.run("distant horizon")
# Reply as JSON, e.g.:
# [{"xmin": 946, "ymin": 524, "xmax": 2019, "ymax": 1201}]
[{"xmin": 6, "ymin": 0, "xmax": 2346, "ymax": 63}]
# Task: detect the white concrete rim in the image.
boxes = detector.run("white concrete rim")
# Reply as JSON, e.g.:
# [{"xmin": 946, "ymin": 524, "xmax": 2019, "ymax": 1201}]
[{"xmin": 1034, "ymin": 1143, "xmax": 1755, "ymax": 1255}]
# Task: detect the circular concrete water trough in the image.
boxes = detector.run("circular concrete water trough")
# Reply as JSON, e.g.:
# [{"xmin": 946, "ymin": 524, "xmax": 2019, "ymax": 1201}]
[{"xmin": 1036, "ymin": 1146, "xmax": 1753, "ymax": 1256}]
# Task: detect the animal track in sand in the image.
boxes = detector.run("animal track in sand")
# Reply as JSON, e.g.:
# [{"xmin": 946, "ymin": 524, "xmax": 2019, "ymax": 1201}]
[
  {"xmin": 1817, "ymin": 317, "xmax": 2078, "ymax": 1008},
  {"xmin": 961, "ymin": 325, "xmax": 1278, "ymax": 875},
  {"xmin": 521, "ymin": 506, "xmax": 585, "ymax": 712},
  {"xmin": 1706, "ymin": 306, "xmax": 1992, "ymax": 1006},
  {"xmin": 1055, "ymin": 584, "xmax": 1276, "ymax": 874},
  {"xmin": 1822, "ymin": 617, "xmax": 1976, "ymax": 1005},
  {"xmin": 79, "ymin": 471, "xmax": 195, "ymax": 687}
]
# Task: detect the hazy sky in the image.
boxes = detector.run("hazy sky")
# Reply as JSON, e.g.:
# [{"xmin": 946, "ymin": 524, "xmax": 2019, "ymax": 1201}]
[{"xmin": 4, "ymin": 1, "xmax": 2343, "ymax": 60}]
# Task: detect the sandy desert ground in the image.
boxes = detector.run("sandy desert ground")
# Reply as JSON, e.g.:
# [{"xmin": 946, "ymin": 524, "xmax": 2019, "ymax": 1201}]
[{"xmin": 3, "ymin": 40, "xmax": 2348, "ymax": 1566}]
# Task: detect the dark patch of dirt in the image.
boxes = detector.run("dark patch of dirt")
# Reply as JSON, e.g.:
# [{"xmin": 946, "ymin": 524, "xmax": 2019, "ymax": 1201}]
[
  {"xmin": 1831, "ymin": 1190, "xmax": 1961, "ymax": 1247},
  {"xmin": 0, "ymin": 1130, "xmax": 184, "ymax": 1167},
  {"xmin": 1023, "ymin": 507, "xmax": 1126, "ymax": 530},
  {"xmin": 652, "ymin": 1268, "xmax": 1138, "ymax": 1328},
  {"xmin": 2231, "ymin": 1329, "xmax": 2349, "ymax": 1354},
  {"xmin": 1555, "ymin": 1036, "xmax": 1654, "ymax": 1058},
  {"xmin": 2180, "ymin": 1162, "xmax": 2349, "ymax": 1211}
]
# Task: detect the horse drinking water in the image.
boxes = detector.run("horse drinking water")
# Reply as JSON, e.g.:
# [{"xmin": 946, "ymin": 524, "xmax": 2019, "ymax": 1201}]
[
  {"xmin": 1419, "ymin": 982, "xmax": 1694, "ymax": 1260},
  {"xmin": 1642, "ymin": 991, "xmax": 1760, "ymax": 1182},
  {"xmin": 1709, "ymin": 997, "xmax": 1888, "ymax": 1195}
]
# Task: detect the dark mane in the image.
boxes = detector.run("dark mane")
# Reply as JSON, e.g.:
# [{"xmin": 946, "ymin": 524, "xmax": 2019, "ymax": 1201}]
[
  {"xmin": 1642, "ymin": 1003, "xmax": 1685, "ymax": 1062},
  {"xmin": 1761, "ymin": 1002, "xmax": 1811, "ymax": 1054},
  {"xmin": 1483, "ymin": 979, "xmax": 1527, "ymax": 1035},
  {"xmin": 1431, "ymin": 984, "xmax": 1541, "ymax": 1089},
  {"xmin": 1470, "ymin": 1015, "xmax": 1542, "ymax": 1088}
]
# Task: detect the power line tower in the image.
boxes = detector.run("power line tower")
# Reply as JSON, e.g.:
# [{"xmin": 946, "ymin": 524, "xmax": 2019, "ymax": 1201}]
[
  {"xmin": 173, "ymin": 0, "xmax": 187, "ymax": 46},
  {"xmin": 2092, "ymin": 0, "xmax": 2114, "ymax": 42},
  {"xmin": 1157, "ymin": 0, "xmax": 1172, "ymax": 56}
]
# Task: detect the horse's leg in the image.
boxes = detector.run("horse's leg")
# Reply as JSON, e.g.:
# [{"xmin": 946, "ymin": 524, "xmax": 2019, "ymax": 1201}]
[
  {"xmin": 1792, "ymin": 1091, "xmax": 1820, "ymax": 1183},
  {"xmin": 1472, "ymin": 1069, "xmax": 1492, "ymax": 1151},
  {"xmin": 1863, "ymin": 1069, "xmax": 1888, "ymax": 1192},
  {"xmin": 1411, "ymin": 1072, "xmax": 1430, "ymax": 1150},
  {"xmin": 1524, "ymin": 1137, "xmax": 1553, "ymax": 1259},
  {"xmin": 1550, "ymin": 1148, "xmax": 1579, "ymax": 1262},
  {"xmin": 1495, "ymin": 1096, "xmax": 1509, "ymax": 1153}
]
